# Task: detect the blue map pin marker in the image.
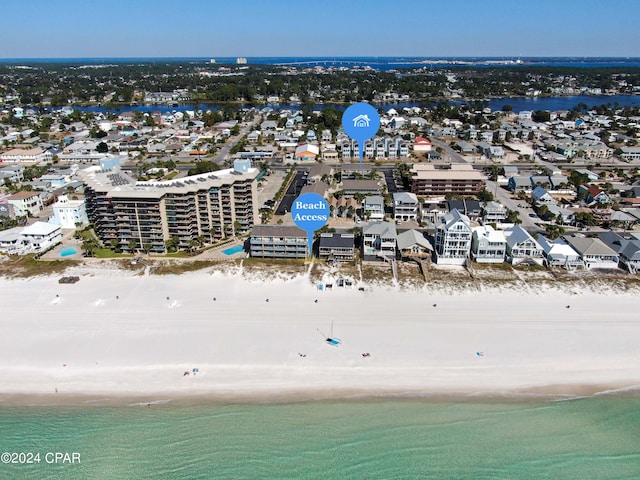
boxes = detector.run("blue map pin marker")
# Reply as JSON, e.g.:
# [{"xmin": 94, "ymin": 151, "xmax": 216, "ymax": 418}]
[
  {"xmin": 342, "ymin": 102, "xmax": 381, "ymax": 165},
  {"xmin": 291, "ymin": 192, "xmax": 329, "ymax": 256}
]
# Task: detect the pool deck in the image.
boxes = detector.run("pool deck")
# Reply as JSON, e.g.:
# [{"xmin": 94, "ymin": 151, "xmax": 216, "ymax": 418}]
[{"xmin": 40, "ymin": 236, "xmax": 248, "ymax": 263}]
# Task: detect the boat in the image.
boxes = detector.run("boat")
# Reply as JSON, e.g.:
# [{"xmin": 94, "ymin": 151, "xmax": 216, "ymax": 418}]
[{"xmin": 318, "ymin": 321, "xmax": 342, "ymax": 347}]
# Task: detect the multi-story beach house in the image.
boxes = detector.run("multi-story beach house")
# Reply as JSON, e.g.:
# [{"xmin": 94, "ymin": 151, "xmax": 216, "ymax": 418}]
[
  {"xmin": 563, "ymin": 234, "xmax": 619, "ymax": 270},
  {"xmin": 507, "ymin": 176, "xmax": 534, "ymax": 193},
  {"xmin": 504, "ymin": 225, "xmax": 544, "ymax": 266},
  {"xmin": 81, "ymin": 160, "xmax": 259, "ymax": 253},
  {"xmin": 411, "ymin": 164, "xmax": 486, "ymax": 197},
  {"xmin": 471, "ymin": 225, "xmax": 506, "ymax": 263},
  {"xmin": 7, "ymin": 191, "xmax": 44, "ymax": 217},
  {"xmin": 482, "ymin": 201, "xmax": 508, "ymax": 224},
  {"xmin": 0, "ymin": 221, "xmax": 63, "ymax": 255},
  {"xmin": 447, "ymin": 199, "xmax": 482, "ymax": 221},
  {"xmin": 598, "ymin": 232, "xmax": 640, "ymax": 273},
  {"xmin": 396, "ymin": 229, "xmax": 433, "ymax": 261},
  {"xmin": 362, "ymin": 221, "xmax": 397, "ymax": 261},
  {"xmin": 536, "ymin": 234, "xmax": 583, "ymax": 270},
  {"xmin": 249, "ymin": 225, "xmax": 308, "ymax": 259},
  {"xmin": 393, "ymin": 192, "xmax": 420, "ymax": 222},
  {"xmin": 531, "ymin": 186, "xmax": 556, "ymax": 206},
  {"xmin": 363, "ymin": 195, "xmax": 385, "ymax": 221},
  {"xmin": 318, "ymin": 232, "xmax": 356, "ymax": 263},
  {"xmin": 434, "ymin": 209, "xmax": 472, "ymax": 265},
  {"xmin": 52, "ymin": 195, "xmax": 88, "ymax": 228}
]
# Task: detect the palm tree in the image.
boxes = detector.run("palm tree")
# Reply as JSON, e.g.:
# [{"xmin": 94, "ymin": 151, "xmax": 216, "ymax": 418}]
[
  {"xmin": 81, "ymin": 239, "xmax": 98, "ymax": 257},
  {"xmin": 127, "ymin": 239, "xmax": 138, "ymax": 253},
  {"xmin": 506, "ymin": 209, "xmax": 522, "ymax": 225},
  {"xmin": 165, "ymin": 236, "xmax": 180, "ymax": 253}
]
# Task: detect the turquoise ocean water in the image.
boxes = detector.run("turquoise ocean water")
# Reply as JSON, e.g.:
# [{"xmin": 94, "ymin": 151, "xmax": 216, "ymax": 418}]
[{"xmin": 1, "ymin": 396, "xmax": 639, "ymax": 479}]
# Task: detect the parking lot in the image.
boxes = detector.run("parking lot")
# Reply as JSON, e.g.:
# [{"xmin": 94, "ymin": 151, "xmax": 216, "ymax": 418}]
[{"xmin": 275, "ymin": 170, "xmax": 308, "ymax": 216}]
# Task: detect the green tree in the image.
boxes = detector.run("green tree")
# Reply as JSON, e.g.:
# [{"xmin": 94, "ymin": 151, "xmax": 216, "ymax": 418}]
[
  {"xmin": 575, "ymin": 211, "xmax": 597, "ymax": 227},
  {"xmin": 165, "ymin": 236, "xmax": 180, "ymax": 253},
  {"xmin": 81, "ymin": 239, "xmax": 98, "ymax": 257},
  {"xmin": 532, "ymin": 110, "xmax": 550, "ymax": 122},
  {"xmin": 506, "ymin": 209, "xmax": 522, "ymax": 224},
  {"xmin": 128, "ymin": 238, "xmax": 138, "ymax": 252},
  {"xmin": 544, "ymin": 224, "xmax": 565, "ymax": 240},
  {"xmin": 477, "ymin": 189, "xmax": 494, "ymax": 202},
  {"xmin": 96, "ymin": 142, "xmax": 109, "ymax": 153}
]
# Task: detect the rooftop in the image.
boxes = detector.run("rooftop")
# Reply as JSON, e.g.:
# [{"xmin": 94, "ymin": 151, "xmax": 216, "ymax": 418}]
[{"xmin": 79, "ymin": 165, "xmax": 258, "ymax": 199}]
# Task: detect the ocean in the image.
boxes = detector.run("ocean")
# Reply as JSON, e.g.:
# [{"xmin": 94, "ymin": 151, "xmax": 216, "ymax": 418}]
[{"xmin": 1, "ymin": 395, "xmax": 639, "ymax": 479}]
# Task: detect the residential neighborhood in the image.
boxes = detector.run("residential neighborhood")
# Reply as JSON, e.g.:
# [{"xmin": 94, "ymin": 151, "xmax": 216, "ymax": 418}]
[{"xmin": 1, "ymin": 64, "xmax": 640, "ymax": 282}]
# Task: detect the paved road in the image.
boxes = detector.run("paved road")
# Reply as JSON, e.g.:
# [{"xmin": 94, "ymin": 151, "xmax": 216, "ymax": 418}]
[
  {"xmin": 429, "ymin": 138, "xmax": 467, "ymax": 164},
  {"xmin": 212, "ymin": 114, "xmax": 261, "ymax": 165},
  {"xmin": 486, "ymin": 180, "xmax": 540, "ymax": 231}
]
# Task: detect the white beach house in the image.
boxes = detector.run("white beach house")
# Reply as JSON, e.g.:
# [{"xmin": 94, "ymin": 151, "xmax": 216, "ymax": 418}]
[
  {"xmin": 434, "ymin": 209, "xmax": 472, "ymax": 265},
  {"xmin": 362, "ymin": 221, "xmax": 397, "ymax": 261},
  {"xmin": 52, "ymin": 195, "xmax": 88, "ymax": 229},
  {"xmin": 393, "ymin": 192, "xmax": 420, "ymax": 222},
  {"xmin": 471, "ymin": 225, "xmax": 506, "ymax": 263},
  {"xmin": 504, "ymin": 225, "xmax": 544, "ymax": 266},
  {"xmin": 563, "ymin": 234, "xmax": 619, "ymax": 270},
  {"xmin": 536, "ymin": 234, "xmax": 583, "ymax": 269}
]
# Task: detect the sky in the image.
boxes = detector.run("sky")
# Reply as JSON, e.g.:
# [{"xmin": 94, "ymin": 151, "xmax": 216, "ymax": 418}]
[{"xmin": 1, "ymin": 0, "xmax": 639, "ymax": 59}]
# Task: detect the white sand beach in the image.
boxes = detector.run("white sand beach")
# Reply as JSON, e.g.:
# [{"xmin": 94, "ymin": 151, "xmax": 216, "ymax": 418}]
[{"xmin": 0, "ymin": 269, "xmax": 639, "ymax": 402}]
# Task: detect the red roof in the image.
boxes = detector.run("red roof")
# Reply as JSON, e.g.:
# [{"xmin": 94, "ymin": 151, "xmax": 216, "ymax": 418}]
[
  {"xmin": 586, "ymin": 185, "xmax": 603, "ymax": 196},
  {"xmin": 414, "ymin": 137, "xmax": 431, "ymax": 145}
]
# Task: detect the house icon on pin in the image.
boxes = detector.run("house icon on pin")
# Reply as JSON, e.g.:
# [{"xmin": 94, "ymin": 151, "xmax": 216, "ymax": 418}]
[{"xmin": 352, "ymin": 114, "xmax": 370, "ymax": 128}]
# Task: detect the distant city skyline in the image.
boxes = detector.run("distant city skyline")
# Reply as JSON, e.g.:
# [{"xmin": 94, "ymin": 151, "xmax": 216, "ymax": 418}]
[{"xmin": 1, "ymin": 0, "xmax": 639, "ymax": 59}]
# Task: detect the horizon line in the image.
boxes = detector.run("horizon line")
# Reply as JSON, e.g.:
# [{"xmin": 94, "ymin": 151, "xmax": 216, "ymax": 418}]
[{"xmin": 1, "ymin": 55, "xmax": 640, "ymax": 61}]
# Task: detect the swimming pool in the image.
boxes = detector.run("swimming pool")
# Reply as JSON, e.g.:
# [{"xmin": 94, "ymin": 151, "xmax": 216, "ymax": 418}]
[
  {"xmin": 222, "ymin": 245, "xmax": 244, "ymax": 256},
  {"xmin": 59, "ymin": 247, "xmax": 78, "ymax": 257}
]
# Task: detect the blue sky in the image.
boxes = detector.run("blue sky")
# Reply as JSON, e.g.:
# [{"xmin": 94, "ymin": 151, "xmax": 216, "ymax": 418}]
[{"xmin": 1, "ymin": 0, "xmax": 639, "ymax": 58}]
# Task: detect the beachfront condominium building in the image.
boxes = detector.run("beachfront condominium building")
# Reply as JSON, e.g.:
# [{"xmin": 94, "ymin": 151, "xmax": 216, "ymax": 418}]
[
  {"xmin": 410, "ymin": 164, "xmax": 486, "ymax": 197},
  {"xmin": 249, "ymin": 225, "xmax": 308, "ymax": 259},
  {"xmin": 80, "ymin": 160, "xmax": 259, "ymax": 253},
  {"xmin": 434, "ymin": 208, "xmax": 472, "ymax": 265}
]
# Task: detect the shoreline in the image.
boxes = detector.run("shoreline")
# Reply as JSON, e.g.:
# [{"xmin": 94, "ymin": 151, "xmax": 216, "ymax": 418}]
[
  {"xmin": 1, "ymin": 383, "xmax": 639, "ymax": 408},
  {"xmin": 1, "ymin": 267, "xmax": 639, "ymax": 405}
]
